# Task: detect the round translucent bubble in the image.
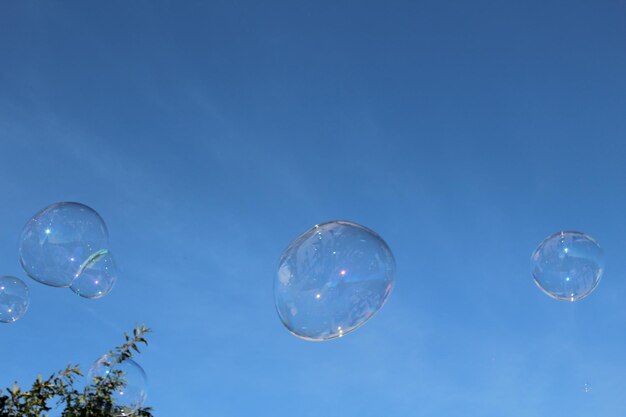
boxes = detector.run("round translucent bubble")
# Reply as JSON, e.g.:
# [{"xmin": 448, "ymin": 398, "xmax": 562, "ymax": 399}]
[
  {"xmin": 531, "ymin": 231, "xmax": 604, "ymax": 302},
  {"xmin": 88, "ymin": 354, "xmax": 148, "ymax": 417},
  {"xmin": 19, "ymin": 202, "xmax": 109, "ymax": 288},
  {"xmin": 0, "ymin": 276, "xmax": 29, "ymax": 323},
  {"xmin": 275, "ymin": 221, "xmax": 396, "ymax": 341},
  {"xmin": 70, "ymin": 249, "xmax": 117, "ymax": 299}
]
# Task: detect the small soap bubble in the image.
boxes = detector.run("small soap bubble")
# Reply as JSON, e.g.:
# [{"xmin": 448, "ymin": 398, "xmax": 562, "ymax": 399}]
[
  {"xmin": 275, "ymin": 221, "xmax": 396, "ymax": 341},
  {"xmin": 19, "ymin": 202, "xmax": 109, "ymax": 288},
  {"xmin": 531, "ymin": 231, "xmax": 604, "ymax": 302},
  {"xmin": 0, "ymin": 276, "xmax": 30, "ymax": 323},
  {"xmin": 88, "ymin": 354, "xmax": 148, "ymax": 416},
  {"xmin": 583, "ymin": 383, "xmax": 592, "ymax": 393},
  {"xmin": 70, "ymin": 249, "xmax": 117, "ymax": 299}
]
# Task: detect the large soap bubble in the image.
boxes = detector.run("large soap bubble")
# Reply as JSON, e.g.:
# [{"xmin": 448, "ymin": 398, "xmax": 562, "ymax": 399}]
[
  {"xmin": 70, "ymin": 249, "xmax": 117, "ymax": 299},
  {"xmin": 19, "ymin": 202, "xmax": 109, "ymax": 288},
  {"xmin": 88, "ymin": 354, "xmax": 148, "ymax": 417},
  {"xmin": 0, "ymin": 276, "xmax": 29, "ymax": 323},
  {"xmin": 275, "ymin": 221, "xmax": 396, "ymax": 341},
  {"xmin": 531, "ymin": 231, "xmax": 604, "ymax": 302}
]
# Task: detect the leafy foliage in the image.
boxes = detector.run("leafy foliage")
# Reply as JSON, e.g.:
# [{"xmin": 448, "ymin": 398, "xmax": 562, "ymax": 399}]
[{"xmin": 0, "ymin": 325, "xmax": 153, "ymax": 417}]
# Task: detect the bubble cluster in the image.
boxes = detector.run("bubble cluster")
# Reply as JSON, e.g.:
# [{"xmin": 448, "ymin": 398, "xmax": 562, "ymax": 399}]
[
  {"xmin": 531, "ymin": 231, "xmax": 604, "ymax": 302},
  {"xmin": 275, "ymin": 221, "xmax": 396, "ymax": 341},
  {"xmin": 88, "ymin": 354, "xmax": 148, "ymax": 417},
  {"xmin": 0, "ymin": 276, "xmax": 29, "ymax": 323},
  {"xmin": 18, "ymin": 202, "xmax": 118, "ymax": 299}
]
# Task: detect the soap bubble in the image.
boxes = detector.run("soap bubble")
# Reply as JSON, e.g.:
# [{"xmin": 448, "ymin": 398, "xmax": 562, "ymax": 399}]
[
  {"xmin": 531, "ymin": 231, "xmax": 604, "ymax": 302},
  {"xmin": 70, "ymin": 249, "xmax": 117, "ymax": 299},
  {"xmin": 19, "ymin": 202, "xmax": 109, "ymax": 288},
  {"xmin": 0, "ymin": 276, "xmax": 29, "ymax": 323},
  {"xmin": 88, "ymin": 354, "xmax": 148, "ymax": 416},
  {"xmin": 275, "ymin": 221, "xmax": 396, "ymax": 341}
]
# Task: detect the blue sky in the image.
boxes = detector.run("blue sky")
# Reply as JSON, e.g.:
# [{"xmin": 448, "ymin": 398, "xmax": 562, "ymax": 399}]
[{"xmin": 2, "ymin": 1, "xmax": 626, "ymax": 415}]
